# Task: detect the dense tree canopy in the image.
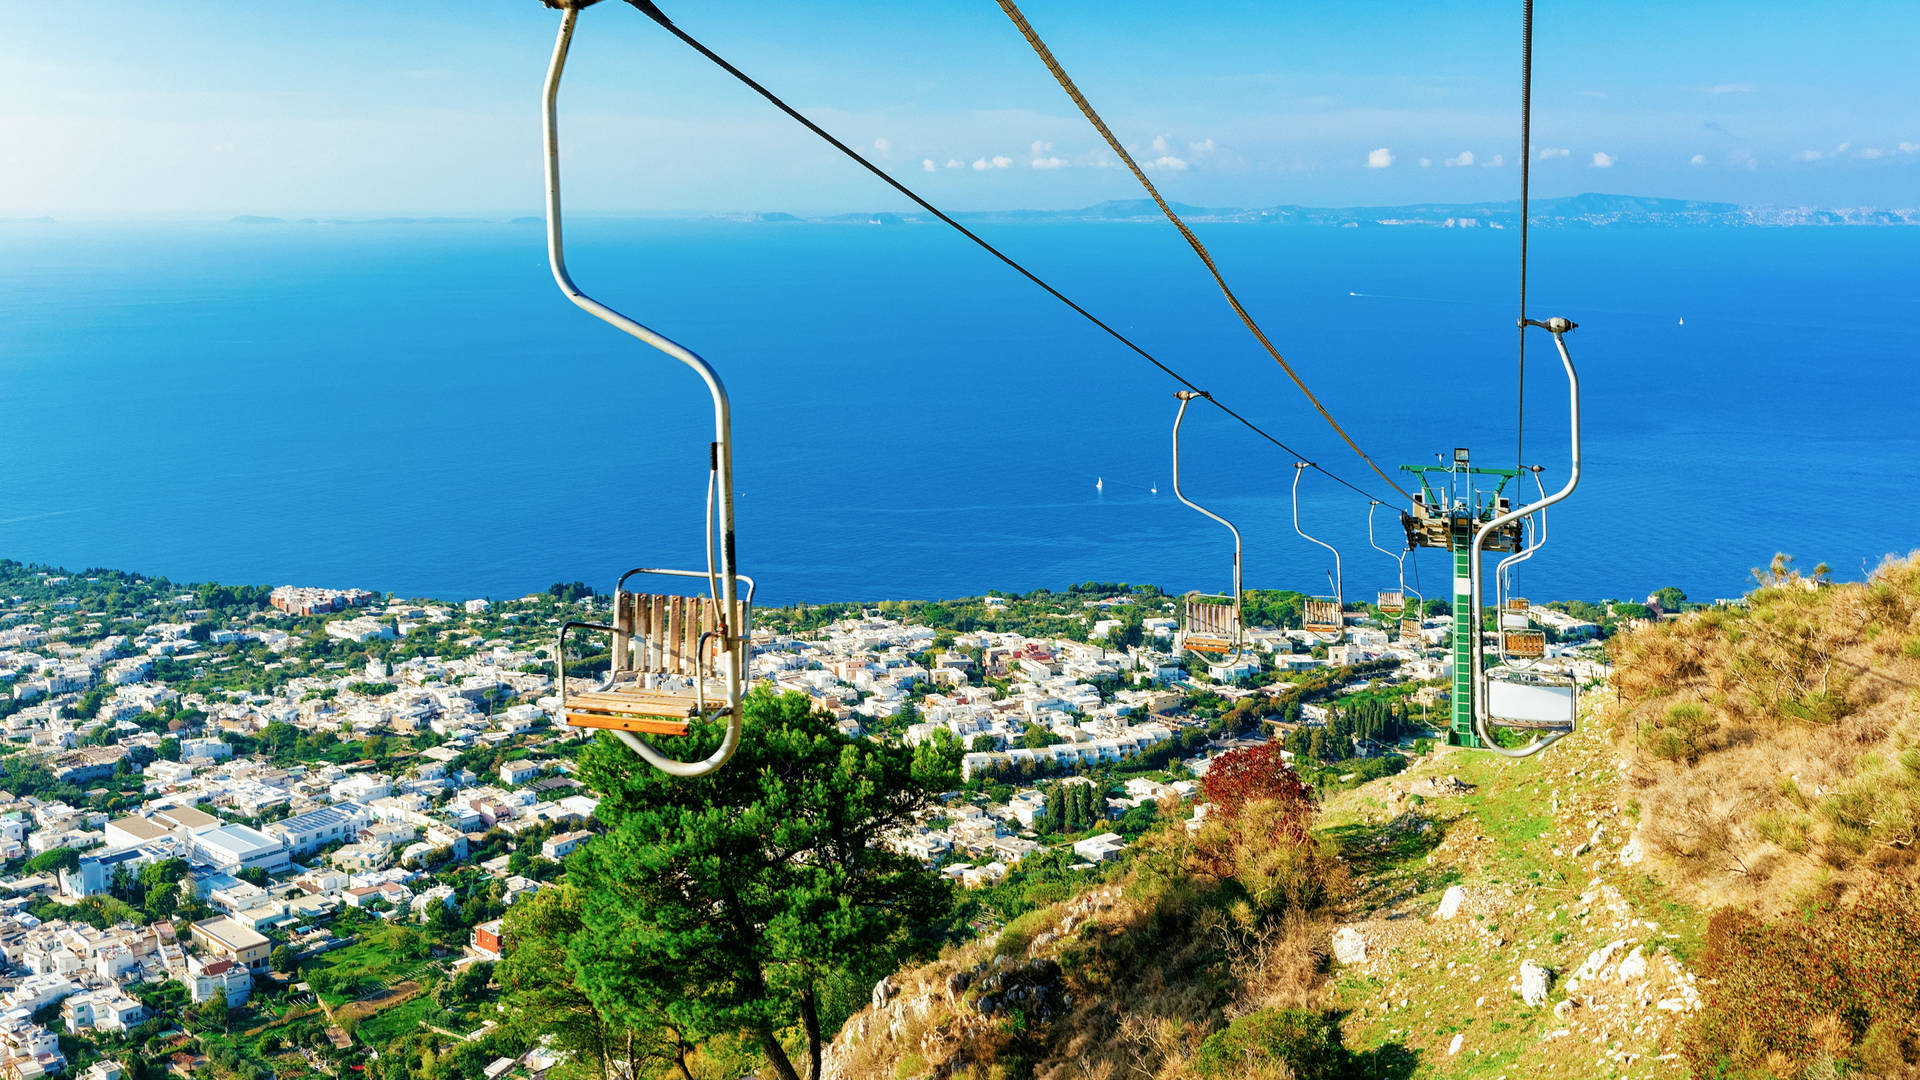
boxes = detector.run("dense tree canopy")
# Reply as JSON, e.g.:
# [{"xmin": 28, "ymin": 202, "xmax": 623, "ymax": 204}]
[{"xmin": 555, "ymin": 689, "xmax": 958, "ymax": 1080}]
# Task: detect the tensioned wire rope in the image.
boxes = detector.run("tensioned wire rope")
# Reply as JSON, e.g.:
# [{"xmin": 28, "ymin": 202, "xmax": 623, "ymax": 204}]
[
  {"xmin": 991, "ymin": 0, "xmax": 1415, "ymax": 504},
  {"xmin": 610, "ymin": 0, "xmax": 1401, "ymax": 508}
]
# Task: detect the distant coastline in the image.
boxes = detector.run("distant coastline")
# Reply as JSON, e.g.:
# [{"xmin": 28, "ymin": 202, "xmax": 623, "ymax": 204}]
[{"xmin": 194, "ymin": 193, "xmax": 1919, "ymax": 228}]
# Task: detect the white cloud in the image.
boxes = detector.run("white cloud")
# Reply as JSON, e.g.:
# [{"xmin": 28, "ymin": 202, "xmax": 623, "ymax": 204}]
[
  {"xmin": 1900, "ymin": 142, "xmax": 1919, "ymax": 154},
  {"xmin": 945, "ymin": 159, "xmax": 963, "ymax": 170},
  {"xmin": 1483, "ymin": 154, "xmax": 1505, "ymax": 167},
  {"xmin": 1537, "ymin": 147, "xmax": 1570, "ymax": 160},
  {"xmin": 1861, "ymin": 147, "xmax": 1885, "ymax": 160},
  {"xmin": 1366, "ymin": 147, "xmax": 1393, "ymax": 169},
  {"xmin": 1704, "ymin": 83, "xmax": 1756, "ymax": 94},
  {"xmin": 872, "ymin": 137, "xmax": 891, "ymax": 156},
  {"xmin": 972, "ymin": 158, "xmax": 991, "ymax": 171},
  {"xmin": 922, "ymin": 158, "xmax": 936, "ymax": 173},
  {"xmin": 1590, "ymin": 151, "xmax": 1616, "ymax": 168},
  {"xmin": 1418, "ymin": 157, "xmax": 1432, "ymax": 168},
  {"xmin": 1689, "ymin": 153, "xmax": 1707, "ymax": 166},
  {"xmin": 1150, "ymin": 135, "xmax": 1170, "ymax": 154},
  {"xmin": 1029, "ymin": 142, "xmax": 1067, "ymax": 168},
  {"xmin": 1443, "ymin": 151, "xmax": 1474, "ymax": 167},
  {"xmin": 1146, "ymin": 155, "xmax": 1188, "ymax": 171},
  {"xmin": 992, "ymin": 155, "xmax": 1012, "ymax": 169},
  {"xmin": 1796, "ymin": 148, "xmax": 1827, "ymax": 162},
  {"xmin": 1189, "ymin": 138, "xmax": 1216, "ymax": 155}
]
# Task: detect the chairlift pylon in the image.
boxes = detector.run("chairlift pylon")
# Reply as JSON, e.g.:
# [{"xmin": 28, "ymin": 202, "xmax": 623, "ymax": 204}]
[
  {"xmin": 541, "ymin": 3, "xmax": 750, "ymax": 778},
  {"xmin": 1170, "ymin": 392, "xmax": 1247, "ymax": 664},
  {"xmin": 1292, "ymin": 463, "xmax": 1344, "ymax": 641}
]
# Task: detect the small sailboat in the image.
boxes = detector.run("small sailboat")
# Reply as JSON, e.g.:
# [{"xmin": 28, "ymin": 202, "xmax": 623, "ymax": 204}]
[
  {"xmin": 1150, "ymin": 484, "xmax": 1158, "ymax": 495},
  {"xmin": 1678, "ymin": 316, "xmax": 1685, "ymax": 326},
  {"xmin": 1095, "ymin": 477, "xmax": 1104, "ymax": 492}
]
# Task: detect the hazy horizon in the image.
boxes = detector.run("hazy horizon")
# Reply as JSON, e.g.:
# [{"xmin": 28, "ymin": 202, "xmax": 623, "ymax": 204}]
[{"xmin": 5, "ymin": 1, "xmax": 1916, "ymax": 218}]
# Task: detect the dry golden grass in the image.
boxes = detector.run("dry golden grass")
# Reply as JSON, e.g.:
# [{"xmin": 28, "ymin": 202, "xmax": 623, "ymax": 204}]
[
  {"xmin": 826, "ymin": 809, "xmax": 1345, "ymax": 1080},
  {"xmin": 1608, "ymin": 551, "xmax": 1920, "ymax": 910}
]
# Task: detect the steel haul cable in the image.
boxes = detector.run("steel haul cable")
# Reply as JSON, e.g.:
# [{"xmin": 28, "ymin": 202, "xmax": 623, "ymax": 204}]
[
  {"xmin": 1518, "ymin": 0, "xmax": 1535, "ymax": 478},
  {"xmin": 618, "ymin": 0, "xmax": 1396, "ymax": 506},
  {"xmin": 991, "ymin": 0, "xmax": 1414, "ymax": 504}
]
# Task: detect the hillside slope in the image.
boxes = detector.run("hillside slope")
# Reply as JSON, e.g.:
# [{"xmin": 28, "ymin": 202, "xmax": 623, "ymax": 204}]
[
  {"xmin": 827, "ymin": 554, "xmax": 1920, "ymax": 1080},
  {"xmin": 826, "ymin": 715, "xmax": 1710, "ymax": 1080}
]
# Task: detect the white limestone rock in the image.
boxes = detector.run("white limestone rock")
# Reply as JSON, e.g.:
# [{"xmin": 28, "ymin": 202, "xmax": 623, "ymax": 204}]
[
  {"xmin": 1519, "ymin": 960, "xmax": 1553, "ymax": 1007},
  {"xmin": 1331, "ymin": 926, "xmax": 1368, "ymax": 965}
]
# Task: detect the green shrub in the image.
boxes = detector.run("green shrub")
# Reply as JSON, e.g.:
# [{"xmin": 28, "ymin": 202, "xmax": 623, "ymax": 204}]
[
  {"xmin": 1191, "ymin": 1008, "xmax": 1352, "ymax": 1080},
  {"xmin": 1641, "ymin": 701, "xmax": 1718, "ymax": 763},
  {"xmin": 1684, "ymin": 881, "xmax": 1920, "ymax": 1077}
]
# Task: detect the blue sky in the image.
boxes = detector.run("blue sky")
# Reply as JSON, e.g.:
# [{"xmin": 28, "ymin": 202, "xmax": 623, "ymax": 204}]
[{"xmin": 3, "ymin": 0, "xmax": 1916, "ymax": 216}]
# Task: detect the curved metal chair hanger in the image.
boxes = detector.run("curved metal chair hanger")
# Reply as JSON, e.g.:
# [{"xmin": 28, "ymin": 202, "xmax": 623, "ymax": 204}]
[
  {"xmin": 1292, "ymin": 463, "xmax": 1345, "ymax": 642},
  {"xmin": 1367, "ymin": 501, "xmax": 1409, "ymax": 618},
  {"xmin": 1469, "ymin": 318, "xmax": 1582, "ymax": 758},
  {"xmin": 1170, "ymin": 391, "xmax": 1247, "ymax": 666},
  {"xmin": 541, "ymin": 3, "xmax": 748, "ymax": 778},
  {"xmin": 1496, "ymin": 469, "xmax": 1550, "ymax": 665}
]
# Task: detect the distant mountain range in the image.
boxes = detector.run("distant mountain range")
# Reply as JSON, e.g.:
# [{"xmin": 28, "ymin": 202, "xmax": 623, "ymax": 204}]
[{"xmin": 204, "ymin": 193, "xmax": 1917, "ymax": 228}]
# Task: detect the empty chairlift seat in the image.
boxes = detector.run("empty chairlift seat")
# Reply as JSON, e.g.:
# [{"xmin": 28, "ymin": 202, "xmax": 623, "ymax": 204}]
[
  {"xmin": 1399, "ymin": 617, "xmax": 1424, "ymax": 641},
  {"xmin": 1486, "ymin": 670, "xmax": 1576, "ymax": 729},
  {"xmin": 1303, "ymin": 598, "xmax": 1343, "ymax": 635},
  {"xmin": 1376, "ymin": 589, "xmax": 1405, "ymax": 616},
  {"xmin": 560, "ymin": 585, "xmax": 751, "ymax": 737},
  {"xmin": 1182, "ymin": 593, "xmax": 1242, "ymax": 655},
  {"xmin": 1502, "ymin": 627, "xmax": 1547, "ymax": 659}
]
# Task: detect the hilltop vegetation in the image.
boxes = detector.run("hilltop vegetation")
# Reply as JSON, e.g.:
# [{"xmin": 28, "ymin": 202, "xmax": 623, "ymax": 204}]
[{"xmin": 814, "ymin": 553, "xmax": 1920, "ymax": 1080}]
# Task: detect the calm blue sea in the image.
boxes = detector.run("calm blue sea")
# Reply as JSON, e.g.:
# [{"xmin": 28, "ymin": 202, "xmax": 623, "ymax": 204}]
[{"xmin": 1, "ymin": 219, "xmax": 1915, "ymax": 606}]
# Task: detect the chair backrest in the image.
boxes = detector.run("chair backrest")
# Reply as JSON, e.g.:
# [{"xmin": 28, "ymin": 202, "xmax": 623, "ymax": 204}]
[
  {"xmin": 611, "ymin": 592, "xmax": 749, "ymax": 678},
  {"xmin": 1399, "ymin": 618, "xmax": 1423, "ymax": 641},
  {"xmin": 1377, "ymin": 589, "xmax": 1405, "ymax": 614},
  {"xmin": 1184, "ymin": 593, "xmax": 1241, "ymax": 640},
  {"xmin": 1503, "ymin": 629, "xmax": 1546, "ymax": 659},
  {"xmin": 1303, "ymin": 599, "xmax": 1342, "ymax": 632}
]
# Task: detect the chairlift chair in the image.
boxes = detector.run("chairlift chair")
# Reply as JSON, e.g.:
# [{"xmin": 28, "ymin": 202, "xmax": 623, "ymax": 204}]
[
  {"xmin": 540, "ymin": 2, "xmax": 752, "ymax": 778},
  {"xmin": 1366, "ymin": 501, "xmax": 1409, "ymax": 618},
  {"xmin": 1495, "ymin": 471, "xmax": 1548, "ymax": 663},
  {"xmin": 560, "ymin": 569, "xmax": 757, "ymax": 735},
  {"xmin": 1469, "ymin": 318, "xmax": 1583, "ymax": 757},
  {"xmin": 1292, "ymin": 464, "xmax": 1344, "ymax": 642},
  {"xmin": 1170, "ymin": 392, "xmax": 1247, "ymax": 663}
]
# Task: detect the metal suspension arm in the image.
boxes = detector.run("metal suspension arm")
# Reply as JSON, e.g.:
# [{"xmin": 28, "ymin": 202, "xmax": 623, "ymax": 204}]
[
  {"xmin": 1470, "ymin": 319, "xmax": 1580, "ymax": 757},
  {"xmin": 1292, "ymin": 463, "xmax": 1343, "ymax": 637},
  {"xmin": 1367, "ymin": 500, "xmax": 1409, "ymax": 598},
  {"xmin": 543, "ymin": 4, "xmax": 742, "ymax": 777},
  {"xmin": 1495, "ymin": 469, "xmax": 1549, "ymax": 612},
  {"xmin": 1171, "ymin": 392, "xmax": 1245, "ymax": 664}
]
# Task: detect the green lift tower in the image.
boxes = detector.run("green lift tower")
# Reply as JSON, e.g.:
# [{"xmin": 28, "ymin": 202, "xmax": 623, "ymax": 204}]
[{"xmin": 1400, "ymin": 448, "xmax": 1526, "ymax": 748}]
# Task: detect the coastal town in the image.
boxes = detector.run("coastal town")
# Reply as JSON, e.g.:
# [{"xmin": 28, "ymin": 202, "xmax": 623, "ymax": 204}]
[{"xmin": 0, "ymin": 560, "xmax": 1630, "ymax": 1079}]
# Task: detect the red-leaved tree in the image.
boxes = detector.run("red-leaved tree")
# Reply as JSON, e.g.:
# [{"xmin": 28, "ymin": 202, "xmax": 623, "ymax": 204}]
[{"xmin": 1200, "ymin": 741, "xmax": 1316, "ymax": 846}]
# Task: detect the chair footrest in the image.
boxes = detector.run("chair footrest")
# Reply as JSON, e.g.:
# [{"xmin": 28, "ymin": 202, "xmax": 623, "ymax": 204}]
[{"xmin": 564, "ymin": 712, "xmax": 695, "ymax": 736}]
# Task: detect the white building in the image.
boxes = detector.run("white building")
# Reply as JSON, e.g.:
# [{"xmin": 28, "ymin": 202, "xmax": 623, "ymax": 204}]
[{"xmin": 189, "ymin": 824, "xmax": 290, "ymax": 876}]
